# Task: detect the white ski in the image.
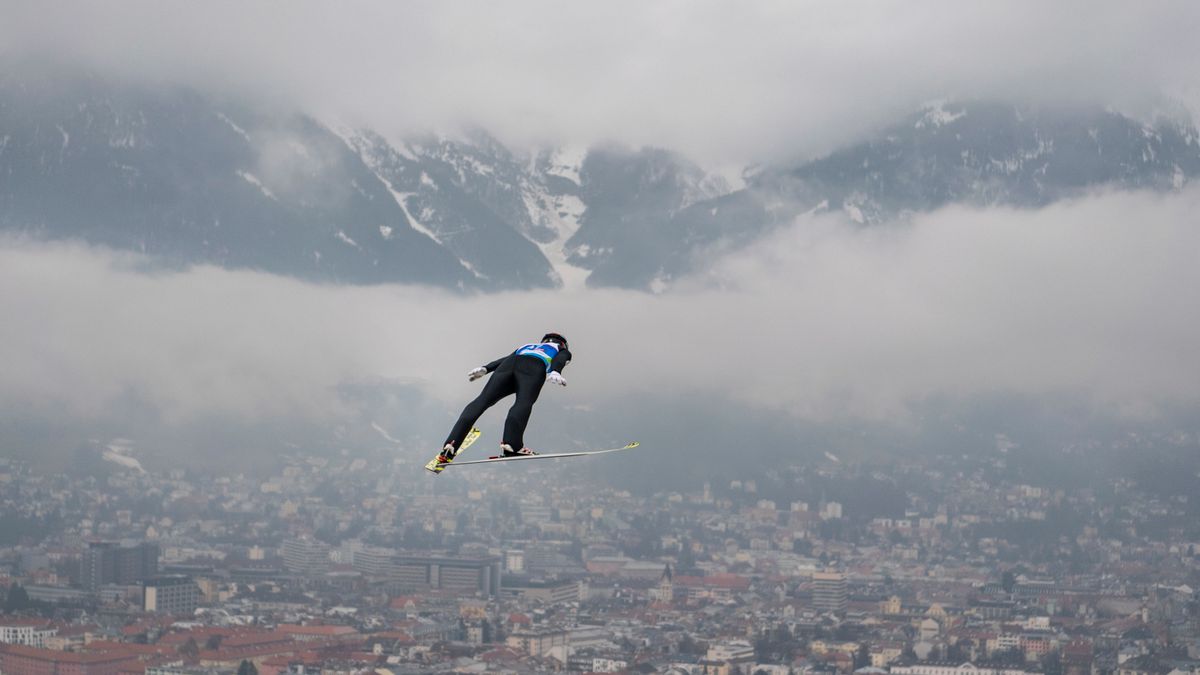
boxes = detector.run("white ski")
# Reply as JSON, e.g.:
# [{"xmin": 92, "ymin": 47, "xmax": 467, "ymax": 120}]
[{"xmin": 441, "ymin": 441, "xmax": 640, "ymax": 467}]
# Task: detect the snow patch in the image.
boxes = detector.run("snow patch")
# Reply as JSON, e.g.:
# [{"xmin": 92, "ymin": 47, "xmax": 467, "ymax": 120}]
[
  {"xmin": 916, "ymin": 99, "xmax": 966, "ymax": 129},
  {"xmin": 519, "ymin": 181, "xmax": 590, "ymax": 290},
  {"xmin": 843, "ymin": 202, "xmax": 865, "ymax": 224},
  {"xmin": 102, "ymin": 439, "xmax": 146, "ymax": 473},
  {"xmin": 216, "ymin": 112, "xmax": 251, "ymax": 143},
  {"xmin": 394, "ymin": 193, "xmax": 440, "ymax": 243},
  {"xmin": 392, "ymin": 140, "xmax": 419, "ymax": 162},
  {"xmin": 237, "ymin": 171, "xmax": 277, "ymax": 200},
  {"xmin": 802, "ymin": 200, "xmax": 830, "ymax": 217},
  {"xmin": 371, "ymin": 422, "xmax": 401, "ymax": 444},
  {"xmin": 348, "ymin": 138, "xmax": 485, "ymax": 280},
  {"xmin": 108, "ymin": 133, "xmax": 138, "ymax": 149},
  {"xmin": 544, "ymin": 144, "xmax": 587, "ymax": 184},
  {"xmin": 336, "ymin": 231, "xmax": 360, "ymax": 249}
]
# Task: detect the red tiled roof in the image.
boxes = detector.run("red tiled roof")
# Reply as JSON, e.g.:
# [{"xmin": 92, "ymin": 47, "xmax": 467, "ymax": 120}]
[
  {"xmin": 82, "ymin": 642, "xmax": 175, "ymax": 657},
  {"xmin": 479, "ymin": 646, "xmax": 524, "ymax": 663},
  {"xmin": 371, "ymin": 629, "xmax": 414, "ymax": 639},
  {"xmin": 673, "ymin": 574, "xmax": 751, "ymax": 590},
  {"xmin": 0, "ymin": 644, "xmax": 143, "ymax": 665},
  {"xmin": 276, "ymin": 625, "xmax": 358, "ymax": 637},
  {"xmin": 0, "ymin": 618, "xmax": 53, "ymax": 627}
]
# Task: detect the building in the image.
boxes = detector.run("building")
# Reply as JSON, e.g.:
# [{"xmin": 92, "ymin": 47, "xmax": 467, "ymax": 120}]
[
  {"xmin": 281, "ymin": 538, "xmax": 331, "ymax": 576},
  {"xmin": 891, "ymin": 663, "xmax": 1038, "ymax": 675},
  {"xmin": 651, "ymin": 565, "xmax": 675, "ymax": 603},
  {"xmin": 0, "ymin": 620, "xmax": 57, "ymax": 648},
  {"xmin": 820, "ymin": 502, "xmax": 844, "ymax": 520},
  {"xmin": 505, "ymin": 549, "xmax": 526, "ymax": 573},
  {"xmin": 699, "ymin": 641, "xmax": 756, "ymax": 675},
  {"xmin": 143, "ymin": 575, "xmax": 201, "ymax": 615},
  {"xmin": 812, "ymin": 572, "xmax": 848, "ymax": 614},
  {"xmin": 880, "ymin": 595, "xmax": 903, "ymax": 615},
  {"xmin": 22, "ymin": 586, "xmax": 91, "ymax": 604},
  {"xmin": 80, "ymin": 541, "xmax": 159, "ymax": 591},
  {"xmin": 391, "ymin": 553, "xmax": 502, "ymax": 597},
  {"xmin": 506, "ymin": 628, "xmax": 569, "ymax": 657},
  {"xmin": 0, "ymin": 644, "xmax": 142, "ymax": 675},
  {"xmin": 500, "ymin": 577, "xmax": 586, "ymax": 604},
  {"xmin": 351, "ymin": 546, "xmax": 397, "ymax": 578}
]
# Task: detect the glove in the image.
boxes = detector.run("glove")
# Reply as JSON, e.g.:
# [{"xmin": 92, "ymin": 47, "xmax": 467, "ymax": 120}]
[
  {"xmin": 547, "ymin": 371, "xmax": 567, "ymax": 387},
  {"xmin": 467, "ymin": 367, "xmax": 488, "ymax": 382}
]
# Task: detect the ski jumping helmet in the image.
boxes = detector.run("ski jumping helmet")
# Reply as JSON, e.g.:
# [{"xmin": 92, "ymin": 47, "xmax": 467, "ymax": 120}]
[{"xmin": 541, "ymin": 332, "xmax": 568, "ymax": 350}]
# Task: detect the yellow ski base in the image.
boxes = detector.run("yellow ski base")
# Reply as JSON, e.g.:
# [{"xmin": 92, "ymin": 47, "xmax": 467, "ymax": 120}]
[{"xmin": 424, "ymin": 427, "xmax": 481, "ymax": 475}]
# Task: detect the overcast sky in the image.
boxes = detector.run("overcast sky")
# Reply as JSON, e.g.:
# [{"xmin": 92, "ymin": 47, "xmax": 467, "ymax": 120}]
[{"xmin": 2, "ymin": 0, "xmax": 1198, "ymax": 164}]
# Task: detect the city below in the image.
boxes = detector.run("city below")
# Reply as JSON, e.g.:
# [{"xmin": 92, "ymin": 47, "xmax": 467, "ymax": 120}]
[{"xmin": 0, "ymin": 445, "xmax": 1197, "ymax": 675}]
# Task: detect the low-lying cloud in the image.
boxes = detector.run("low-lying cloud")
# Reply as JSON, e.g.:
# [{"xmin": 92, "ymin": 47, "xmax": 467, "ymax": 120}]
[{"xmin": 2, "ymin": 187, "xmax": 1198, "ymax": 462}]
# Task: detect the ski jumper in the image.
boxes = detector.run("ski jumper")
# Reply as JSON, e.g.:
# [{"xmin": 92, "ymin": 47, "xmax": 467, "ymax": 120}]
[{"xmin": 444, "ymin": 343, "xmax": 572, "ymax": 451}]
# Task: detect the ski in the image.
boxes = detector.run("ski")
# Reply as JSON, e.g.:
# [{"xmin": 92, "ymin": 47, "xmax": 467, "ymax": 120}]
[
  {"xmin": 439, "ymin": 441, "xmax": 640, "ymax": 467},
  {"xmin": 424, "ymin": 427, "xmax": 482, "ymax": 474}
]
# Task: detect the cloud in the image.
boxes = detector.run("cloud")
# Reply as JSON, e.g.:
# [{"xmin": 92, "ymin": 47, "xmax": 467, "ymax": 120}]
[
  {"xmin": 2, "ymin": 187, "xmax": 1198, "ymax": 459},
  {"xmin": 1, "ymin": 1, "xmax": 1198, "ymax": 163},
  {"xmin": 684, "ymin": 189, "xmax": 1200, "ymax": 421}
]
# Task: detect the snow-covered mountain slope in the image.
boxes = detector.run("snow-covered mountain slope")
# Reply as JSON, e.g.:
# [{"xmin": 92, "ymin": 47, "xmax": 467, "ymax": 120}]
[
  {"xmin": 680, "ymin": 100, "xmax": 1200, "ymax": 236},
  {"xmin": 652, "ymin": 100, "xmax": 1200, "ymax": 289},
  {"xmin": 0, "ymin": 66, "xmax": 478, "ymax": 288},
  {"xmin": 337, "ymin": 128, "xmax": 599, "ymax": 290},
  {"xmin": 4, "ymin": 65, "xmax": 1197, "ymax": 294},
  {"xmin": 339, "ymin": 129, "xmax": 552, "ymax": 289},
  {"xmin": 563, "ymin": 145, "xmax": 732, "ymax": 290}
]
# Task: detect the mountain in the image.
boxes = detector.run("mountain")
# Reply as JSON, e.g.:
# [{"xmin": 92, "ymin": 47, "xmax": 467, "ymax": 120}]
[
  {"xmin": 563, "ymin": 145, "xmax": 730, "ymax": 289},
  {"xmin": 0, "ymin": 66, "xmax": 488, "ymax": 288},
  {"xmin": 3, "ymin": 66, "xmax": 1198, "ymax": 292},
  {"xmin": 339, "ymin": 131, "xmax": 733, "ymax": 290},
  {"xmin": 664, "ymin": 100, "xmax": 1200, "ymax": 261},
  {"xmin": 342, "ymin": 128, "xmax": 571, "ymax": 289},
  {"xmin": 0, "ymin": 64, "xmax": 737, "ymax": 291}
]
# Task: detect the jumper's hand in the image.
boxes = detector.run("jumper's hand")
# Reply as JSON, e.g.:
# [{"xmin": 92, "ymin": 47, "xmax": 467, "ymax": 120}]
[
  {"xmin": 467, "ymin": 367, "xmax": 488, "ymax": 382},
  {"xmin": 547, "ymin": 371, "xmax": 567, "ymax": 387}
]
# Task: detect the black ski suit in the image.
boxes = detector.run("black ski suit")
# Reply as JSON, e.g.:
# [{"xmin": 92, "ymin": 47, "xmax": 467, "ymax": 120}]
[{"xmin": 444, "ymin": 345, "xmax": 572, "ymax": 451}]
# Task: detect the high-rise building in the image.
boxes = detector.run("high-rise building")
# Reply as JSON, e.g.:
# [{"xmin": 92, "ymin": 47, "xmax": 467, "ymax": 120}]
[
  {"xmin": 281, "ymin": 537, "xmax": 331, "ymax": 576},
  {"xmin": 812, "ymin": 571, "xmax": 848, "ymax": 614},
  {"xmin": 143, "ymin": 576, "xmax": 201, "ymax": 615},
  {"xmin": 502, "ymin": 577, "xmax": 587, "ymax": 604},
  {"xmin": 391, "ymin": 554, "xmax": 502, "ymax": 597},
  {"xmin": 352, "ymin": 546, "xmax": 398, "ymax": 578},
  {"xmin": 80, "ymin": 541, "xmax": 159, "ymax": 590},
  {"xmin": 351, "ymin": 549, "xmax": 501, "ymax": 596}
]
